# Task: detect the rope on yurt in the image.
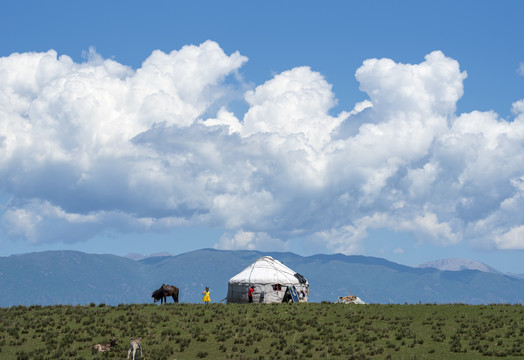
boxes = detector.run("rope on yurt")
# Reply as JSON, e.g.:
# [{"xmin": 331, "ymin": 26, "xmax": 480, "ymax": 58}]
[
  {"xmin": 268, "ymin": 257, "xmax": 297, "ymax": 285},
  {"xmin": 247, "ymin": 260, "xmax": 256, "ymax": 286}
]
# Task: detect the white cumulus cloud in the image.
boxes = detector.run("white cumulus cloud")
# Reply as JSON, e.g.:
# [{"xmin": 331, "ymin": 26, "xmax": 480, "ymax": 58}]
[
  {"xmin": 213, "ymin": 230, "xmax": 288, "ymax": 252},
  {"xmin": 1, "ymin": 42, "xmax": 524, "ymax": 253}
]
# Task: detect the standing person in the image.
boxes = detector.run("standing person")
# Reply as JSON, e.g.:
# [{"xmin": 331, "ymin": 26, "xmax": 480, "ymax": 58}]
[
  {"xmin": 248, "ymin": 286, "xmax": 255, "ymax": 303},
  {"xmin": 202, "ymin": 287, "xmax": 211, "ymax": 304}
]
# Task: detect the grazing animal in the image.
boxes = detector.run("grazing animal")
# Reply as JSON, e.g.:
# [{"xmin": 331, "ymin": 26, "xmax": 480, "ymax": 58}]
[
  {"xmin": 152, "ymin": 288, "xmax": 165, "ymax": 303},
  {"xmin": 91, "ymin": 337, "xmax": 117, "ymax": 354},
  {"xmin": 162, "ymin": 284, "xmax": 179, "ymax": 303},
  {"xmin": 152, "ymin": 284, "xmax": 179, "ymax": 304},
  {"xmin": 127, "ymin": 337, "xmax": 143, "ymax": 360}
]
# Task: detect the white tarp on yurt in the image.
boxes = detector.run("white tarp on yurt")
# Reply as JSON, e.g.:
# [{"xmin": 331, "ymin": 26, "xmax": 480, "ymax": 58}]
[
  {"xmin": 227, "ymin": 256, "xmax": 309, "ymax": 304},
  {"xmin": 337, "ymin": 295, "xmax": 366, "ymax": 304}
]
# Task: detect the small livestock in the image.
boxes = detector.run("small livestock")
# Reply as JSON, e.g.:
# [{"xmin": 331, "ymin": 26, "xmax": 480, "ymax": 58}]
[
  {"xmin": 91, "ymin": 337, "xmax": 117, "ymax": 354},
  {"xmin": 152, "ymin": 284, "xmax": 179, "ymax": 304},
  {"xmin": 127, "ymin": 337, "xmax": 143, "ymax": 360}
]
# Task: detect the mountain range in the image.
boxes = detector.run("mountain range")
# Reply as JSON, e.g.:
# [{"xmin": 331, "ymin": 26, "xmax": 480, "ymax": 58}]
[
  {"xmin": 1, "ymin": 249, "xmax": 523, "ymax": 307},
  {"xmin": 417, "ymin": 258, "xmax": 502, "ymax": 273}
]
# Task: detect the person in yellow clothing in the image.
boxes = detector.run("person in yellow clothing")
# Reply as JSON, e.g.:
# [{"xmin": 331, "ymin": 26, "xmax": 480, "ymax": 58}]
[{"xmin": 202, "ymin": 287, "xmax": 211, "ymax": 304}]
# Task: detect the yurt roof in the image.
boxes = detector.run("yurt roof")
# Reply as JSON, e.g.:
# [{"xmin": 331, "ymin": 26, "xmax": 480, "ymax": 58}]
[{"xmin": 228, "ymin": 256, "xmax": 307, "ymax": 285}]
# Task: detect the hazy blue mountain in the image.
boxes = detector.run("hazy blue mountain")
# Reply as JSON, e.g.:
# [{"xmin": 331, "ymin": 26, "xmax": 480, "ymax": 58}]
[
  {"xmin": 1, "ymin": 249, "xmax": 523, "ymax": 307},
  {"xmin": 0, "ymin": 251, "xmax": 151, "ymax": 306},
  {"xmin": 417, "ymin": 258, "xmax": 502, "ymax": 273},
  {"xmin": 507, "ymin": 273, "xmax": 524, "ymax": 279},
  {"xmin": 125, "ymin": 252, "xmax": 173, "ymax": 261}
]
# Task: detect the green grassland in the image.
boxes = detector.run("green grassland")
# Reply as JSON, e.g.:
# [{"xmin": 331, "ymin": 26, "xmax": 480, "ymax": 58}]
[{"xmin": 0, "ymin": 303, "xmax": 522, "ymax": 360}]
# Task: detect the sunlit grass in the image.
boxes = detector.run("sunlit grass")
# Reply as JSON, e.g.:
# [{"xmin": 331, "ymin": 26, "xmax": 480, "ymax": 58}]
[{"xmin": 0, "ymin": 303, "xmax": 522, "ymax": 359}]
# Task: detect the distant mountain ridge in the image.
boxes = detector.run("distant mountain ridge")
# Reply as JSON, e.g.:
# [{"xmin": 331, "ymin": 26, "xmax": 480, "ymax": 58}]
[
  {"xmin": 417, "ymin": 258, "xmax": 502, "ymax": 273},
  {"xmin": 125, "ymin": 252, "xmax": 173, "ymax": 261},
  {"xmin": 1, "ymin": 249, "xmax": 523, "ymax": 307}
]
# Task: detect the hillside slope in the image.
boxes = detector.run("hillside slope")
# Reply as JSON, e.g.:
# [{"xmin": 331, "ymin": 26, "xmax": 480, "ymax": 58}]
[
  {"xmin": 0, "ymin": 251, "xmax": 151, "ymax": 305},
  {"xmin": 417, "ymin": 258, "xmax": 502, "ymax": 273},
  {"xmin": 1, "ymin": 249, "xmax": 523, "ymax": 306}
]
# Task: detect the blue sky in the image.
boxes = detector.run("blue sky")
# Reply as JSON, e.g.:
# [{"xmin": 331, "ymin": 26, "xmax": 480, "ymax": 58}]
[{"xmin": 1, "ymin": 1, "xmax": 523, "ymax": 273}]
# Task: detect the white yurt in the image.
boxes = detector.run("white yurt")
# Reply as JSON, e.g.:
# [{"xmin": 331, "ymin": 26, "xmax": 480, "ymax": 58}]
[{"xmin": 227, "ymin": 256, "xmax": 309, "ymax": 303}]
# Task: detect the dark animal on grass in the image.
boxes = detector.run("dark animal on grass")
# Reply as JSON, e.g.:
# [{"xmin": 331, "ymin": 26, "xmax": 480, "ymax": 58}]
[
  {"xmin": 162, "ymin": 284, "xmax": 179, "ymax": 303},
  {"xmin": 127, "ymin": 337, "xmax": 143, "ymax": 360},
  {"xmin": 152, "ymin": 288, "xmax": 165, "ymax": 303},
  {"xmin": 152, "ymin": 284, "xmax": 179, "ymax": 304},
  {"xmin": 91, "ymin": 337, "xmax": 117, "ymax": 354}
]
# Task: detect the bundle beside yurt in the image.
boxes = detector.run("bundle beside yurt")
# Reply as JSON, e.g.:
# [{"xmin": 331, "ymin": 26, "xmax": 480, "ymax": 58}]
[{"xmin": 227, "ymin": 256, "xmax": 308, "ymax": 304}]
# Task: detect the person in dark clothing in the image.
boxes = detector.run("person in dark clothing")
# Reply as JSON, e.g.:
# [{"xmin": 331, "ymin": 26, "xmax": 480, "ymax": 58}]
[{"xmin": 248, "ymin": 286, "xmax": 254, "ymax": 303}]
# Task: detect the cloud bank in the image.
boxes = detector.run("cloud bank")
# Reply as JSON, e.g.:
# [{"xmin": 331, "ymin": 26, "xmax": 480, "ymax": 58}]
[{"xmin": 1, "ymin": 41, "xmax": 523, "ymax": 252}]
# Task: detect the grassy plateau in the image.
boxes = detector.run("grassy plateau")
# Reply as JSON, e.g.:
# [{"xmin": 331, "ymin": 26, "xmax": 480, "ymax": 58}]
[{"xmin": 0, "ymin": 303, "xmax": 522, "ymax": 359}]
